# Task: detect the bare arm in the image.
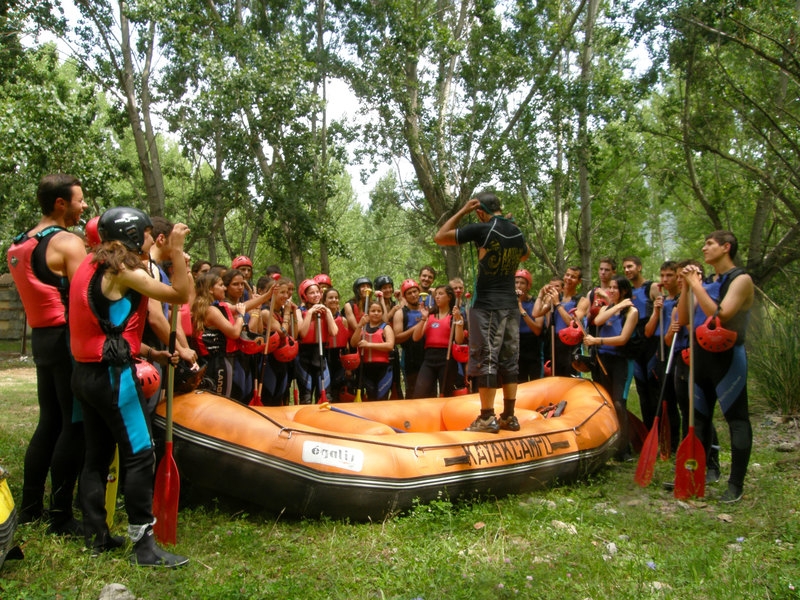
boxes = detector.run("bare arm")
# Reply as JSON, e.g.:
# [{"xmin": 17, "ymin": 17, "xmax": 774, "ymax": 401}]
[{"xmin": 434, "ymin": 199, "xmax": 480, "ymax": 246}]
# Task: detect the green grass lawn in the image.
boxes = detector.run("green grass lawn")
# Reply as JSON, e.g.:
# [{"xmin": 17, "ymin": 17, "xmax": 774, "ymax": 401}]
[{"xmin": 1, "ymin": 364, "xmax": 798, "ymax": 600}]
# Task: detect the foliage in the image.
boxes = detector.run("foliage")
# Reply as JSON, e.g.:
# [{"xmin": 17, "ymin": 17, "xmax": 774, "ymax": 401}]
[
  {"xmin": 0, "ymin": 365, "xmax": 798, "ymax": 599},
  {"xmin": 0, "ymin": 44, "xmax": 121, "ymax": 267},
  {"xmin": 633, "ymin": 0, "xmax": 800, "ymax": 290},
  {"xmin": 749, "ymin": 309, "xmax": 800, "ymax": 417}
]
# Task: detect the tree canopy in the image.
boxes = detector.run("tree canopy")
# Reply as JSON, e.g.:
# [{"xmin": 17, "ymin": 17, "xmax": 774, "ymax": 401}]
[{"xmin": 1, "ymin": 0, "xmax": 797, "ymax": 306}]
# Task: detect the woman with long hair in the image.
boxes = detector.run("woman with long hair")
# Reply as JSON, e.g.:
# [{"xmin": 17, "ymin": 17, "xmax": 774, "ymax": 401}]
[
  {"xmin": 322, "ymin": 287, "xmax": 352, "ymax": 402},
  {"xmin": 295, "ymin": 279, "xmax": 338, "ymax": 404},
  {"xmin": 191, "ymin": 272, "xmax": 247, "ymax": 400},
  {"xmin": 258, "ymin": 277, "xmax": 301, "ymax": 406},
  {"xmin": 69, "ymin": 207, "xmax": 190, "ymax": 566},
  {"xmin": 412, "ymin": 285, "xmax": 464, "ymax": 398},
  {"xmin": 584, "ymin": 275, "xmax": 639, "ymax": 460}
]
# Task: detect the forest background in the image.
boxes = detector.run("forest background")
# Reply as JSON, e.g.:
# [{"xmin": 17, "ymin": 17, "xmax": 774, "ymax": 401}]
[{"xmin": 1, "ymin": 0, "xmax": 798, "ymax": 310}]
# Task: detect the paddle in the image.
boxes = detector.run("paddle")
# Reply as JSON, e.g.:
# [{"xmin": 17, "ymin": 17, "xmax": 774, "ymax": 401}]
[
  {"xmin": 104, "ymin": 446, "xmax": 119, "ymax": 529},
  {"xmin": 153, "ymin": 305, "xmax": 180, "ymax": 544},
  {"xmin": 321, "ymin": 403, "xmax": 406, "ymax": 433},
  {"xmin": 250, "ymin": 288, "xmax": 278, "ymax": 407},
  {"xmin": 635, "ymin": 339, "xmax": 677, "ymax": 487},
  {"xmin": 674, "ymin": 287, "xmax": 706, "ymax": 499},
  {"xmin": 315, "ymin": 311, "xmax": 329, "ymax": 404},
  {"xmin": 657, "ymin": 288, "xmax": 671, "ymax": 460},
  {"xmin": 354, "ymin": 290, "xmax": 370, "ymax": 402}
]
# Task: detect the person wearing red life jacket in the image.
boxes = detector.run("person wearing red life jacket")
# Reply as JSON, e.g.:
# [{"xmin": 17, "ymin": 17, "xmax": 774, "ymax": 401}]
[
  {"xmin": 295, "ymin": 279, "xmax": 338, "ymax": 404},
  {"xmin": 351, "ymin": 300, "xmax": 396, "ymax": 400},
  {"xmin": 412, "ymin": 285, "xmax": 465, "ymax": 398},
  {"xmin": 6, "ymin": 174, "xmax": 87, "ymax": 534},
  {"xmin": 69, "ymin": 207, "xmax": 190, "ymax": 566},
  {"xmin": 322, "ymin": 287, "xmax": 352, "ymax": 401}
]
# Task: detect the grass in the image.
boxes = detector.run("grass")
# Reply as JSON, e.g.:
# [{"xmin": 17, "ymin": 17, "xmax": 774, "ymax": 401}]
[{"xmin": 1, "ymin": 361, "xmax": 798, "ymax": 599}]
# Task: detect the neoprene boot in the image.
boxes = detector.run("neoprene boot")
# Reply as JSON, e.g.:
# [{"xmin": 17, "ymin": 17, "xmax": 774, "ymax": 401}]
[
  {"xmin": 129, "ymin": 523, "xmax": 189, "ymax": 568},
  {"xmin": 46, "ymin": 510, "xmax": 84, "ymax": 536},
  {"xmin": 88, "ymin": 528, "xmax": 125, "ymax": 557}
]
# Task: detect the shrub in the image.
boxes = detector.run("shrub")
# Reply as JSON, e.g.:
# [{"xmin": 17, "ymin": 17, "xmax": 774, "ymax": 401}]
[{"xmin": 749, "ymin": 310, "xmax": 800, "ymax": 417}]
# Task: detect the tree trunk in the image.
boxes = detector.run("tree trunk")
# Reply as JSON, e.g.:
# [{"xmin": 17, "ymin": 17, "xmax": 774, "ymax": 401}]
[{"xmin": 577, "ymin": 0, "xmax": 599, "ymax": 285}]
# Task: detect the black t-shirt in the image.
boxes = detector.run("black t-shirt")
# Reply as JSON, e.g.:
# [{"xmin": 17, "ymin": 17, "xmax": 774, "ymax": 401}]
[{"xmin": 456, "ymin": 217, "xmax": 527, "ymax": 310}]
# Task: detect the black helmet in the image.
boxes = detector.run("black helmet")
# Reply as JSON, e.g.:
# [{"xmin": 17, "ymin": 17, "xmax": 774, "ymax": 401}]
[
  {"xmin": 373, "ymin": 275, "xmax": 393, "ymax": 291},
  {"xmin": 352, "ymin": 276, "xmax": 372, "ymax": 299},
  {"xmin": 98, "ymin": 207, "xmax": 152, "ymax": 253}
]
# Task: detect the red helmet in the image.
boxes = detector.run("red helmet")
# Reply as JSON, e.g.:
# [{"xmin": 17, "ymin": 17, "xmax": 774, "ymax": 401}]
[
  {"xmin": 273, "ymin": 336, "xmax": 299, "ymax": 362},
  {"xmin": 451, "ymin": 387, "xmax": 469, "ymax": 396},
  {"xmin": 589, "ymin": 297, "xmax": 608, "ymax": 319},
  {"xmin": 267, "ymin": 332, "xmax": 281, "ymax": 353},
  {"xmin": 696, "ymin": 315, "xmax": 737, "ymax": 352},
  {"xmin": 231, "ymin": 255, "xmax": 252, "ymax": 270},
  {"xmin": 558, "ymin": 320, "xmax": 584, "ymax": 346},
  {"xmin": 85, "ymin": 216, "xmax": 101, "ymax": 248},
  {"xmin": 543, "ymin": 360, "xmax": 552, "ymax": 376},
  {"xmin": 515, "ymin": 269, "xmax": 532, "ymax": 287},
  {"xmin": 298, "ymin": 278, "xmax": 319, "ymax": 302},
  {"xmin": 451, "ymin": 343, "xmax": 469, "ymax": 363},
  {"xmin": 135, "ymin": 360, "xmax": 161, "ymax": 398},
  {"xmin": 681, "ymin": 348, "xmax": 690, "ymax": 366},
  {"xmin": 313, "ymin": 273, "xmax": 332, "ymax": 286},
  {"xmin": 401, "ymin": 279, "xmax": 420, "ymax": 296},
  {"xmin": 239, "ymin": 336, "xmax": 266, "ymax": 355},
  {"xmin": 340, "ymin": 352, "xmax": 361, "ymax": 371}
]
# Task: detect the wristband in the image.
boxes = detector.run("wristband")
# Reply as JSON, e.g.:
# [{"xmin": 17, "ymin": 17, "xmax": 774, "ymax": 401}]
[{"xmin": 453, "ymin": 320, "xmax": 464, "ymax": 326}]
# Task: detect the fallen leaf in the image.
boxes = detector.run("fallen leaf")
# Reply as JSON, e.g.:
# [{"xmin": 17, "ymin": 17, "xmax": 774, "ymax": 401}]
[
  {"xmin": 474, "ymin": 521, "xmax": 485, "ymax": 530},
  {"xmin": 717, "ymin": 513, "xmax": 734, "ymax": 523}
]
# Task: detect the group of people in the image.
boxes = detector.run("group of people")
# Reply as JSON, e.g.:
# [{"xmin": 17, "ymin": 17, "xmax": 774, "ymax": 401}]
[{"xmin": 8, "ymin": 177, "xmax": 754, "ymax": 569}]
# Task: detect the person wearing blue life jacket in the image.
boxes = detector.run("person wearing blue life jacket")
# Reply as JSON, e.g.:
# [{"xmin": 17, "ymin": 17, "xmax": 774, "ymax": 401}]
[
  {"xmin": 677, "ymin": 231, "xmax": 754, "ymax": 504},
  {"xmin": 623, "ymin": 255, "xmax": 659, "ymax": 428},
  {"xmin": 584, "ymin": 275, "xmax": 639, "ymax": 461},
  {"xmin": 643, "ymin": 261, "xmax": 681, "ymax": 451}
]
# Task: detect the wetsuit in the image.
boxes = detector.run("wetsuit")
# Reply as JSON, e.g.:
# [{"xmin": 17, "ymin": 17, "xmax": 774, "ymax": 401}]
[
  {"xmin": 7, "ymin": 226, "xmax": 84, "ymax": 525},
  {"xmin": 692, "ymin": 269, "xmax": 751, "ymax": 490},
  {"xmin": 69, "ymin": 256, "xmax": 152, "ymax": 548},
  {"xmin": 518, "ymin": 296, "xmax": 543, "ymax": 381}
]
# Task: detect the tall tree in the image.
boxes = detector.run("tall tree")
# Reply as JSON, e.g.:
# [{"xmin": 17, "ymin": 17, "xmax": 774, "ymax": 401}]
[
  {"xmin": 71, "ymin": 0, "xmax": 167, "ymax": 216},
  {"xmin": 638, "ymin": 0, "xmax": 800, "ymax": 288},
  {"xmin": 157, "ymin": 0, "xmax": 347, "ymax": 278}
]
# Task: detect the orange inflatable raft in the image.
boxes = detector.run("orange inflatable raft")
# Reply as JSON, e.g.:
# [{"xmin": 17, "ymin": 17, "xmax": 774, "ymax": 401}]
[{"xmin": 153, "ymin": 377, "xmax": 619, "ymax": 520}]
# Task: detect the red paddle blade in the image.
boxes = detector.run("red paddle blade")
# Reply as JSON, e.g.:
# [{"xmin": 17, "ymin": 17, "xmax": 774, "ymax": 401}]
[
  {"xmin": 317, "ymin": 389, "xmax": 328, "ymax": 405},
  {"xmin": 634, "ymin": 416, "xmax": 660, "ymax": 487},
  {"xmin": 627, "ymin": 410, "xmax": 648, "ymax": 453},
  {"xmin": 153, "ymin": 441, "xmax": 180, "ymax": 545},
  {"xmin": 674, "ymin": 427, "xmax": 706, "ymax": 499},
  {"xmin": 659, "ymin": 402, "xmax": 671, "ymax": 460},
  {"xmin": 249, "ymin": 392, "xmax": 263, "ymax": 407}
]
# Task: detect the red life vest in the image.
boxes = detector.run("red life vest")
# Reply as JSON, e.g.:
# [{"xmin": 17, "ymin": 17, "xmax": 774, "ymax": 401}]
[
  {"xmin": 215, "ymin": 303, "xmax": 241, "ymax": 353},
  {"xmin": 362, "ymin": 323, "xmax": 390, "ymax": 364},
  {"xmin": 7, "ymin": 227, "xmax": 69, "ymax": 328},
  {"xmin": 299, "ymin": 306, "xmax": 331, "ymax": 346},
  {"xmin": 327, "ymin": 314, "xmax": 351, "ymax": 349},
  {"xmin": 69, "ymin": 255, "xmax": 147, "ymax": 363},
  {"xmin": 423, "ymin": 313, "xmax": 452, "ymax": 349}
]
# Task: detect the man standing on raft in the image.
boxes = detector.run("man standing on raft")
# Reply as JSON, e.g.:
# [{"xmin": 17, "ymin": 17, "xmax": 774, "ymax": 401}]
[{"xmin": 434, "ymin": 192, "xmax": 530, "ymax": 433}]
